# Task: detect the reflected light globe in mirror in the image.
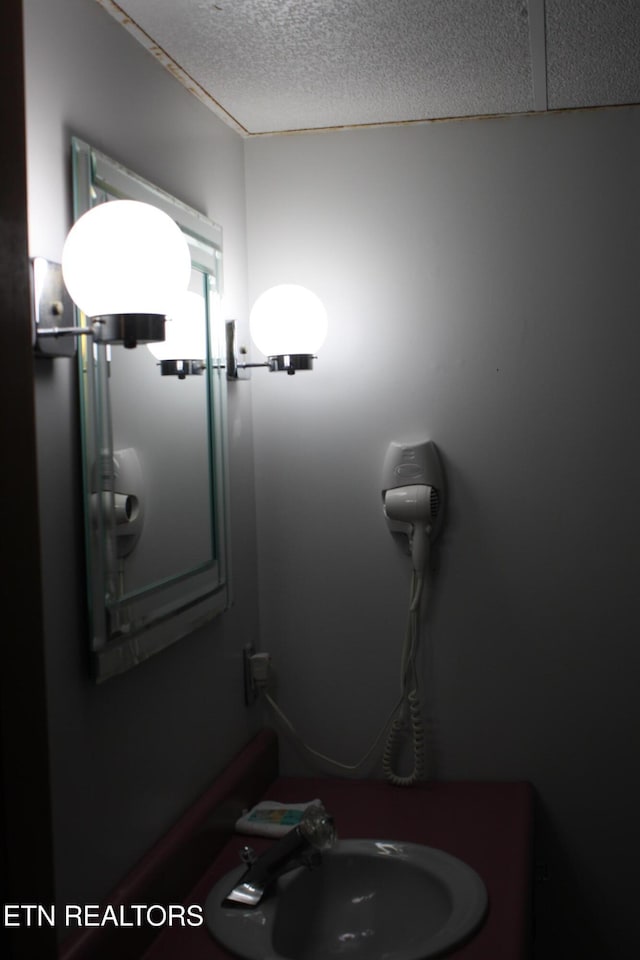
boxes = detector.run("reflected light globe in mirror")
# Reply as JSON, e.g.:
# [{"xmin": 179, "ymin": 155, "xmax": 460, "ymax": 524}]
[
  {"xmin": 147, "ymin": 291, "xmax": 207, "ymax": 361},
  {"xmin": 61, "ymin": 200, "xmax": 191, "ymax": 318},
  {"xmin": 249, "ymin": 284, "xmax": 328, "ymax": 358}
]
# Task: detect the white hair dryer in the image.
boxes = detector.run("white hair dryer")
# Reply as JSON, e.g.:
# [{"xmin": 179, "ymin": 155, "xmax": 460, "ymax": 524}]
[{"xmin": 382, "ymin": 440, "xmax": 445, "ymax": 573}]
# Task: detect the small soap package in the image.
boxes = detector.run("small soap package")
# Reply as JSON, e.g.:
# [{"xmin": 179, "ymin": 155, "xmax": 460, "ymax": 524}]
[{"xmin": 235, "ymin": 799, "xmax": 322, "ymax": 838}]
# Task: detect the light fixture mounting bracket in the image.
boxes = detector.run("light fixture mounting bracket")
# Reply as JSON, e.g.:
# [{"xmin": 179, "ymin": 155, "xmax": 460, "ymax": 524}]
[{"xmin": 32, "ymin": 258, "xmax": 80, "ymax": 357}]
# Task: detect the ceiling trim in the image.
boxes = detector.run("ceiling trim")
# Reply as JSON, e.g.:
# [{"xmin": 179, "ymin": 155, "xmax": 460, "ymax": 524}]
[
  {"xmin": 247, "ymin": 103, "xmax": 640, "ymax": 138},
  {"xmin": 95, "ymin": 0, "xmax": 250, "ymax": 136},
  {"xmin": 527, "ymin": 0, "xmax": 548, "ymax": 111}
]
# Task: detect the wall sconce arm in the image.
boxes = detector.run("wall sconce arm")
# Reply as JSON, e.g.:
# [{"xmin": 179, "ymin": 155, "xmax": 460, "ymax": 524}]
[
  {"xmin": 36, "ymin": 324, "xmax": 95, "ymax": 339},
  {"xmin": 225, "ymin": 319, "xmax": 316, "ymax": 379}
]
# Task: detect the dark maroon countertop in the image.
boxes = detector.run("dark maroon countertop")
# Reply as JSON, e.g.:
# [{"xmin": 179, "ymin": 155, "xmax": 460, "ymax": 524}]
[{"xmin": 142, "ymin": 775, "xmax": 534, "ymax": 960}]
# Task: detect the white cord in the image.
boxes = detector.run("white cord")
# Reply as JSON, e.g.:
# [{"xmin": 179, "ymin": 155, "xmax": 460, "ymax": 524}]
[
  {"xmin": 264, "ymin": 688, "xmax": 406, "ymax": 774},
  {"xmin": 263, "ymin": 568, "xmax": 431, "ymax": 784},
  {"xmin": 382, "ymin": 571, "xmax": 428, "ymax": 786}
]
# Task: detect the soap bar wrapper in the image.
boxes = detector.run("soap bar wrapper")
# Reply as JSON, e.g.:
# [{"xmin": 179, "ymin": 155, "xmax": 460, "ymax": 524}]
[{"xmin": 235, "ymin": 799, "xmax": 322, "ymax": 838}]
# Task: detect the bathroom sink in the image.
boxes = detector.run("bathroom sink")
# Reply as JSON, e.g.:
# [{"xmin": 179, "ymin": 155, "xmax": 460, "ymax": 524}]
[{"xmin": 204, "ymin": 839, "xmax": 488, "ymax": 959}]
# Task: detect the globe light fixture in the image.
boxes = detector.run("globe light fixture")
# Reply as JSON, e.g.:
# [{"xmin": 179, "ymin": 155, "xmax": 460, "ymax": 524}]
[
  {"xmin": 33, "ymin": 200, "xmax": 192, "ymax": 354},
  {"xmin": 249, "ymin": 284, "xmax": 328, "ymax": 373},
  {"xmin": 226, "ymin": 284, "xmax": 328, "ymax": 379}
]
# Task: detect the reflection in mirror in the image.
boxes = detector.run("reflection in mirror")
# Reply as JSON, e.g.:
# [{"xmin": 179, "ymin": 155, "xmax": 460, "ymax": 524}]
[{"xmin": 72, "ymin": 138, "xmax": 229, "ymax": 681}]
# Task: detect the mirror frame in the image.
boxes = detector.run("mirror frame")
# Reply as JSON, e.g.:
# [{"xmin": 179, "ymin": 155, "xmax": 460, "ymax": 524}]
[{"xmin": 71, "ymin": 137, "xmax": 230, "ymax": 682}]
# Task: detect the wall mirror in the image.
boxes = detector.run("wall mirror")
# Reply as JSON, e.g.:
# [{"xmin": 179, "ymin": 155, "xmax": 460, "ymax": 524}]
[{"xmin": 72, "ymin": 137, "xmax": 229, "ymax": 682}]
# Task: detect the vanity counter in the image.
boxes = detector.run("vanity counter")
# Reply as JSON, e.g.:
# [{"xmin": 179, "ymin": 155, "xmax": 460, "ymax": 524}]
[
  {"xmin": 143, "ymin": 772, "xmax": 533, "ymax": 960},
  {"xmin": 60, "ymin": 730, "xmax": 533, "ymax": 960}
]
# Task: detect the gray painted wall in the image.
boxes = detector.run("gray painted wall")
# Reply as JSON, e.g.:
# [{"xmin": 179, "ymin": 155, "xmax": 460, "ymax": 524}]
[
  {"xmin": 245, "ymin": 109, "xmax": 640, "ymax": 955},
  {"xmin": 23, "ymin": 0, "xmax": 261, "ymax": 911}
]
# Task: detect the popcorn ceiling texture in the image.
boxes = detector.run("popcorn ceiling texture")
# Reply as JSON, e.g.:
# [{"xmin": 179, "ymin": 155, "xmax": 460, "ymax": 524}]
[
  {"xmin": 105, "ymin": 0, "xmax": 534, "ymax": 133},
  {"xmin": 546, "ymin": 0, "xmax": 640, "ymax": 109},
  {"xmin": 102, "ymin": 0, "xmax": 640, "ymax": 134}
]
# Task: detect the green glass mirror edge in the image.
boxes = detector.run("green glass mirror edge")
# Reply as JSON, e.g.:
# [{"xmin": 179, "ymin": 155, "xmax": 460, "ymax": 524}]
[{"xmin": 71, "ymin": 137, "xmax": 230, "ymax": 682}]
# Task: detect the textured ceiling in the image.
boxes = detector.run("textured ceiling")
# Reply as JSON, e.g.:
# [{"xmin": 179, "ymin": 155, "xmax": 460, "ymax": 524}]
[{"xmin": 96, "ymin": 0, "xmax": 640, "ymax": 136}]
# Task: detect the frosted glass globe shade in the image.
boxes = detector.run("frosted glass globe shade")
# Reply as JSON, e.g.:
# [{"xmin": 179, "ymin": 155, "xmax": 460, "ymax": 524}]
[
  {"xmin": 62, "ymin": 200, "xmax": 191, "ymax": 318},
  {"xmin": 147, "ymin": 292, "xmax": 207, "ymax": 361},
  {"xmin": 249, "ymin": 284, "xmax": 328, "ymax": 357}
]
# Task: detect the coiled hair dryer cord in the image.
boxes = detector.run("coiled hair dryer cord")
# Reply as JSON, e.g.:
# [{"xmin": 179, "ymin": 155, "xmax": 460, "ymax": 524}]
[
  {"xmin": 263, "ymin": 570, "xmax": 430, "ymax": 785},
  {"xmin": 381, "ymin": 571, "xmax": 427, "ymax": 786}
]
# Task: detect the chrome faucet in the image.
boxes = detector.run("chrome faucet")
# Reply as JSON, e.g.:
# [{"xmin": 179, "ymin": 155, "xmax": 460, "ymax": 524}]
[{"xmin": 223, "ymin": 803, "xmax": 336, "ymax": 907}]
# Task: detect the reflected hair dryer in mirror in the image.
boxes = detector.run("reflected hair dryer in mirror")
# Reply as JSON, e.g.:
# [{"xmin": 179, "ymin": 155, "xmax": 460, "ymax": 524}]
[{"xmin": 91, "ymin": 448, "xmax": 145, "ymax": 559}]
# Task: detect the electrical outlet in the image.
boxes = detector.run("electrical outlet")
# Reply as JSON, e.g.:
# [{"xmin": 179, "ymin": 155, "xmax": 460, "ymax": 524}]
[
  {"xmin": 243, "ymin": 644, "xmax": 258, "ymax": 706},
  {"xmin": 242, "ymin": 645, "xmax": 272, "ymax": 705},
  {"xmin": 249, "ymin": 651, "xmax": 271, "ymax": 687}
]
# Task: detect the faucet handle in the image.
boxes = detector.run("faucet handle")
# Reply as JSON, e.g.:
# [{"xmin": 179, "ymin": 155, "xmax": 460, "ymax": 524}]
[
  {"xmin": 239, "ymin": 845, "xmax": 257, "ymax": 866},
  {"xmin": 299, "ymin": 803, "xmax": 337, "ymax": 851}
]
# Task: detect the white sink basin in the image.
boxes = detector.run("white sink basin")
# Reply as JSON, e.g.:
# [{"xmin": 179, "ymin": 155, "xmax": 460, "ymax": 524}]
[{"xmin": 205, "ymin": 839, "xmax": 488, "ymax": 959}]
